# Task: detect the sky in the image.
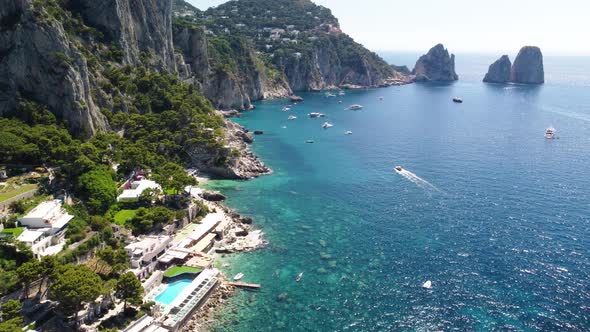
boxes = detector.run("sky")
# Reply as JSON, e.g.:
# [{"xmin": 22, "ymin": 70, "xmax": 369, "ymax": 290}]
[{"xmin": 187, "ymin": 0, "xmax": 590, "ymax": 56}]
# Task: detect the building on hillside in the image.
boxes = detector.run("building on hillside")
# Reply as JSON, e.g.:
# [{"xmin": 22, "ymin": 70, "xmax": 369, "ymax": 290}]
[
  {"xmin": 117, "ymin": 179, "xmax": 161, "ymax": 202},
  {"xmin": 17, "ymin": 200, "xmax": 73, "ymax": 257},
  {"xmin": 125, "ymin": 235, "xmax": 172, "ymax": 278}
]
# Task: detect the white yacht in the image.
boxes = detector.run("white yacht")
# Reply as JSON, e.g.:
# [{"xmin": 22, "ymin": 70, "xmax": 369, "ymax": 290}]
[
  {"xmin": 325, "ymin": 92, "xmax": 337, "ymax": 98},
  {"xmin": 282, "ymin": 106, "xmax": 291, "ymax": 112},
  {"xmin": 345, "ymin": 131, "xmax": 352, "ymax": 135},
  {"xmin": 288, "ymin": 115, "xmax": 297, "ymax": 120},
  {"xmin": 296, "ymin": 272, "xmax": 304, "ymax": 282},
  {"xmin": 308, "ymin": 112, "xmax": 325, "ymax": 118},
  {"xmin": 347, "ymin": 104, "xmax": 363, "ymax": 111},
  {"xmin": 545, "ymin": 127, "xmax": 556, "ymax": 139},
  {"xmin": 338, "ymin": 91, "xmax": 345, "ymax": 96},
  {"xmin": 322, "ymin": 122, "xmax": 334, "ymax": 129},
  {"xmin": 422, "ymin": 280, "xmax": 432, "ymax": 289},
  {"xmin": 233, "ymin": 273, "xmax": 244, "ymax": 281}
]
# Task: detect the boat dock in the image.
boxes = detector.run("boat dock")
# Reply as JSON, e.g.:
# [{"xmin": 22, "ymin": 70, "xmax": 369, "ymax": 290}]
[{"xmin": 227, "ymin": 282, "xmax": 261, "ymax": 289}]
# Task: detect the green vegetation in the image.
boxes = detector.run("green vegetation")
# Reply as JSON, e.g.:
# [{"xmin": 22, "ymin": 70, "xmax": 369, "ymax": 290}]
[
  {"xmin": 116, "ymin": 272, "xmax": 144, "ymax": 309},
  {"xmin": 0, "ymin": 300, "xmax": 23, "ymax": 332},
  {"xmin": 76, "ymin": 166, "xmax": 117, "ymax": 214},
  {"xmin": 0, "ymin": 227, "xmax": 25, "ymax": 238},
  {"xmin": 163, "ymin": 265, "xmax": 203, "ymax": 278},
  {"xmin": 127, "ymin": 206, "xmax": 175, "ymax": 234},
  {"xmin": 113, "ymin": 209, "xmax": 138, "ymax": 226},
  {"xmin": 0, "ymin": 183, "xmax": 37, "ymax": 203}
]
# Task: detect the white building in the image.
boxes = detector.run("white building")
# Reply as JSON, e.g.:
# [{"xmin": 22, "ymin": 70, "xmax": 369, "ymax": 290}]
[
  {"xmin": 17, "ymin": 200, "xmax": 73, "ymax": 258},
  {"xmin": 117, "ymin": 179, "xmax": 161, "ymax": 202},
  {"xmin": 125, "ymin": 235, "xmax": 172, "ymax": 278}
]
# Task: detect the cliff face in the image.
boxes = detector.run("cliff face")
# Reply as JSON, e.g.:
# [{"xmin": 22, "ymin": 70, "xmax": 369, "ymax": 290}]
[
  {"xmin": 0, "ymin": 0, "xmax": 107, "ymax": 136},
  {"xmin": 483, "ymin": 55, "xmax": 512, "ymax": 83},
  {"xmin": 413, "ymin": 44, "xmax": 458, "ymax": 82},
  {"xmin": 511, "ymin": 46, "xmax": 544, "ymax": 84},
  {"xmin": 75, "ymin": 0, "xmax": 176, "ymax": 72}
]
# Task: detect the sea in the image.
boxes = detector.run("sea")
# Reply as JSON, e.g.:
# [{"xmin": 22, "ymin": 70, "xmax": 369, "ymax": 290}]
[{"xmin": 205, "ymin": 53, "xmax": 590, "ymax": 331}]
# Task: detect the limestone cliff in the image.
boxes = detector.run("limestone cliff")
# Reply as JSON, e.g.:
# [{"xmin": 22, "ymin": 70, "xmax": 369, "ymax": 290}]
[
  {"xmin": 173, "ymin": 26, "xmax": 291, "ymax": 110},
  {"xmin": 0, "ymin": 0, "xmax": 107, "ymax": 136},
  {"xmin": 412, "ymin": 44, "xmax": 458, "ymax": 82},
  {"xmin": 483, "ymin": 55, "xmax": 512, "ymax": 83},
  {"xmin": 511, "ymin": 46, "xmax": 544, "ymax": 84}
]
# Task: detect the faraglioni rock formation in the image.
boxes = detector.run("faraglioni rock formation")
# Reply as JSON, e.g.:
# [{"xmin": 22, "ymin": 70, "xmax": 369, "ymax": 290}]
[
  {"xmin": 412, "ymin": 44, "xmax": 458, "ymax": 82},
  {"xmin": 483, "ymin": 55, "xmax": 512, "ymax": 83},
  {"xmin": 511, "ymin": 46, "xmax": 544, "ymax": 84}
]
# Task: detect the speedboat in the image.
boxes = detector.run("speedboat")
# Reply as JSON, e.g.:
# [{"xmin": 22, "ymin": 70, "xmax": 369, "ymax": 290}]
[
  {"xmin": 394, "ymin": 166, "xmax": 403, "ymax": 172},
  {"xmin": 325, "ymin": 92, "xmax": 337, "ymax": 98},
  {"xmin": 296, "ymin": 272, "xmax": 304, "ymax": 282},
  {"xmin": 422, "ymin": 280, "xmax": 432, "ymax": 289},
  {"xmin": 288, "ymin": 115, "xmax": 297, "ymax": 120},
  {"xmin": 305, "ymin": 140, "xmax": 315, "ymax": 144},
  {"xmin": 545, "ymin": 127, "xmax": 556, "ymax": 139},
  {"xmin": 282, "ymin": 106, "xmax": 291, "ymax": 112},
  {"xmin": 452, "ymin": 97, "xmax": 463, "ymax": 103},
  {"xmin": 347, "ymin": 104, "xmax": 363, "ymax": 110},
  {"xmin": 322, "ymin": 122, "xmax": 334, "ymax": 129},
  {"xmin": 233, "ymin": 273, "xmax": 244, "ymax": 281},
  {"xmin": 309, "ymin": 112, "xmax": 322, "ymax": 118},
  {"xmin": 338, "ymin": 100, "xmax": 343, "ymax": 104},
  {"xmin": 345, "ymin": 131, "xmax": 352, "ymax": 135},
  {"xmin": 379, "ymin": 96, "xmax": 384, "ymax": 101},
  {"xmin": 338, "ymin": 91, "xmax": 345, "ymax": 96}
]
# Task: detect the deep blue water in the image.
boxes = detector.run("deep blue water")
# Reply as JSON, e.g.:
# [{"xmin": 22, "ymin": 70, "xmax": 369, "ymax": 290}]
[{"xmin": 206, "ymin": 55, "xmax": 590, "ymax": 331}]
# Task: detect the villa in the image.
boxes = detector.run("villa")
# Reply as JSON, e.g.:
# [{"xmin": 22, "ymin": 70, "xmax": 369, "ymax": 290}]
[
  {"xmin": 126, "ymin": 235, "xmax": 172, "ymax": 278},
  {"xmin": 17, "ymin": 200, "xmax": 73, "ymax": 258},
  {"xmin": 117, "ymin": 179, "xmax": 161, "ymax": 202}
]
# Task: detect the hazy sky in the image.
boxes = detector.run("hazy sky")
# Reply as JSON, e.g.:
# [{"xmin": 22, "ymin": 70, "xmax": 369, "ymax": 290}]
[{"xmin": 188, "ymin": 0, "xmax": 590, "ymax": 55}]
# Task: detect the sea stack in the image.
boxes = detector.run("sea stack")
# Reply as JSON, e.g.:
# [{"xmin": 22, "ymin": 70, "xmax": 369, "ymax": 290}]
[
  {"xmin": 483, "ymin": 55, "xmax": 512, "ymax": 83},
  {"xmin": 412, "ymin": 44, "xmax": 458, "ymax": 82},
  {"xmin": 511, "ymin": 46, "xmax": 544, "ymax": 84}
]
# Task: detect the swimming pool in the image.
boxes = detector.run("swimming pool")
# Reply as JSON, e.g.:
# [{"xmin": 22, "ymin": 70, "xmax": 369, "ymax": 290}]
[{"xmin": 155, "ymin": 279, "xmax": 193, "ymax": 305}]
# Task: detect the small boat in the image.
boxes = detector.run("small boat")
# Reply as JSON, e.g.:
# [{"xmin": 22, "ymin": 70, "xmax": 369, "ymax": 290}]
[
  {"xmin": 545, "ymin": 127, "xmax": 556, "ymax": 139},
  {"xmin": 288, "ymin": 115, "xmax": 297, "ymax": 120},
  {"xmin": 379, "ymin": 96, "xmax": 384, "ymax": 101},
  {"xmin": 309, "ymin": 112, "xmax": 322, "ymax": 118},
  {"xmin": 345, "ymin": 131, "xmax": 352, "ymax": 135},
  {"xmin": 322, "ymin": 122, "xmax": 334, "ymax": 129},
  {"xmin": 282, "ymin": 106, "xmax": 291, "ymax": 112},
  {"xmin": 347, "ymin": 104, "xmax": 363, "ymax": 111},
  {"xmin": 233, "ymin": 273, "xmax": 244, "ymax": 281},
  {"xmin": 422, "ymin": 280, "xmax": 432, "ymax": 289},
  {"xmin": 296, "ymin": 272, "xmax": 304, "ymax": 282},
  {"xmin": 222, "ymin": 263, "xmax": 230, "ymax": 268},
  {"xmin": 338, "ymin": 100, "xmax": 343, "ymax": 104},
  {"xmin": 452, "ymin": 97, "xmax": 463, "ymax": 103},
  {"xmin": 325, "ymin": 92, "xmax": 337, "ymax": 98},
  {"xmin": 394, "ymin": 166, "xmax": 403, "ymax": 172},
  {"xmin": 305, "ymin": 140, "xmax": 315, "ymax": 144},
  {"xmin": 338, "ymin": 91, "xmax": 345, "ymax": 96}
]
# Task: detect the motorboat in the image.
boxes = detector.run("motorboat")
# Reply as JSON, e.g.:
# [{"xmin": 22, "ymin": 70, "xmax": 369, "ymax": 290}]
[
  {"xmin": 288, "ymin": 115, "xmax": 297, "ymax": 120},
  {"xmin": 452, "ymin": 97, "xmax": 463, "ymax": 103},
  {"xmin": 325, "ymin": 92, "xmax": 337, "ymax": 98},
  {"xmin": 305, "ymin": 140, "xmax": 315, "ymax": 144},
  {"xmin": 309, "ymin": 112, "xmax": 322, "ymax": 118},
  {"xmin": 338, "ymin": 91, "xmax": 345, "ymax": 96},
  {"xmin": 347, "ymin": 104, "xmax": 363, "ymax": 110},
  {"xmin": 233, "ymin": 273, "xmax": 244, "ymax": 281},
  {"xmin": 338, "ymin": 100, "xmax": 343, "ymax": 104},
  {"xmin": 545, "ymin": 127, "xmax": 556, "ymax": 139},
  {"xmin": 322, "ymin": 122, "xmax": 334, "ymax": 129},
  {"xmin": 422, "ymin": 280, "xmax": 432, "ymax": 289},
  {"xmin": 394, "ymin": 166, "xmax": 403, "ymax": 172},
  {"xmin": 379, "ymin": 96, "xmax": 384, "ymax": 101},
  {"xmin": 345, "ymin": 131, "xmax": 353, "ymax": 135},
  {"xmin": 296, "ymin": 272, "xmax": 304, "ymax": 282},
  {"xmin": 282, "ymin": 106, "xmax": 291, "ymax": 112}
]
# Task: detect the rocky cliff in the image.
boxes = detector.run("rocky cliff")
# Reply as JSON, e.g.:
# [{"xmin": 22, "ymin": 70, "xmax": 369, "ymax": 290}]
[
  {"xmin": 412, "ymin": 44, "xmax": 458, "ymax": 82},
  {"xmin": 483, "ymin": 55, "xmax": 512, "ymax": 83},
  {"xmin": 173, "ymin": 25, "xmax": 291, "ymax": 110},
  {"xmin": 511, "ymin": 46, "xmax": 544, "ymax": 84},
  {"xmin": 0, "ymin": 0, "xmax": 107, "ymax": 136}
]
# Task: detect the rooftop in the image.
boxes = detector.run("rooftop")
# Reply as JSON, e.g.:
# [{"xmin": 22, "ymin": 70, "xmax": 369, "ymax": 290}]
[{"xmin": 17, "ymin": 229, "xmax": 44, "ymax": 243}]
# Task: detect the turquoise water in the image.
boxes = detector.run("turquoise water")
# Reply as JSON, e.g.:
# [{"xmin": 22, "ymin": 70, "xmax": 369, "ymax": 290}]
[
  {"xmin": 207, "ymin": 55, "xmax": 590, "ymax": 331},
  {"xmin": 155, "ymin": 279, "xmax": 193, "ymax": 305}
]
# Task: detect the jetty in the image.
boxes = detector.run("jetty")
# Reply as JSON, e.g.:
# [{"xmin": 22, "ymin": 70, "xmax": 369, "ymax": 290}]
[{"xmin": 227, "ymin": 282, "xmax": 261, "ymax": 289}]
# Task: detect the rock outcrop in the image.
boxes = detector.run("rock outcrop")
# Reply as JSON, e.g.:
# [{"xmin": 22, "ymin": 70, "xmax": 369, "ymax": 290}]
[
  {"xmin": 0, "ymin": 0, "xmax": 107, "ymax": 136},
  {"xmin": 412, "ymin": 44, "xmax": 458, "ymax": 82},
  {"xmin": 187, "ymin": 120, "xmax": 271, "ymax": 179},
  {"xmin": 511, "ymin": 46, "xmax": 544, "ymax": 84},
  {"xmin": 483, "ymin": 55, "xmax": 512, "ymax": 83}
]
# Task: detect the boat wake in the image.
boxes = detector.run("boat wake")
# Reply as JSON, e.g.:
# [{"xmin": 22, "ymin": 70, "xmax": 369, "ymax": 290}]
[{"xmin": 395, "ymin": 168, "xmax": 441, "ymax": 192}]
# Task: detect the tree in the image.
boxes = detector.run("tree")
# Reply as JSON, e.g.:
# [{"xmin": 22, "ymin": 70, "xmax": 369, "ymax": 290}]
[
  {"xmin": 16, "ymin": 261, "xmax": 41, "ymax": 299},
  {"xmin": 38, "ymin": 255, "xmax": 58, "ymax": 294},
  {"xmin": 154, "ymin": 162, "xmax": 196, "ymax": 195},
  {"xmin": 0, "ymin": 300, "xmax": 21, "ymax": 321},
  {"xmin": 76, "ymin": 166, "xmax": 117, "ymax": 214},
  {"xmin": 0, "ymin": 318, "xmax": 23, "ymax": 332},
  {"xmin": 49, "ymin": 264, "xmax": 103, "ymax": 330},
  {"xmin": 116, "ymin": 272, "xmax": 143, "ymax": 310}
]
